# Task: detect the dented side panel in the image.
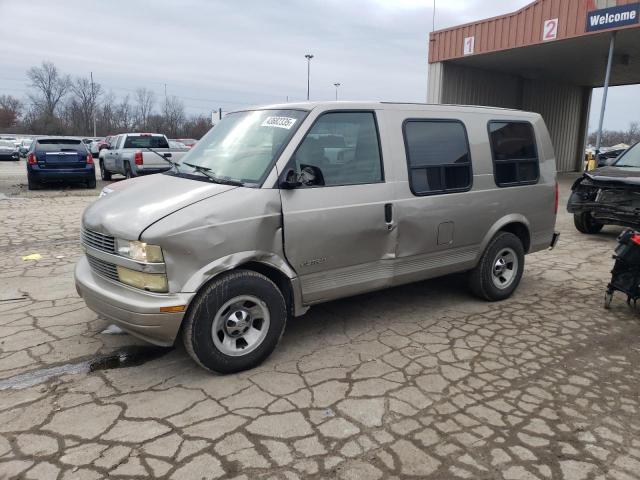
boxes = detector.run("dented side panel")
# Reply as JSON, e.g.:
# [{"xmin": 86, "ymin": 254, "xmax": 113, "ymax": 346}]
[{"xmin": 140, "ymin": 188, "xmax": 294, "ymax": 294}]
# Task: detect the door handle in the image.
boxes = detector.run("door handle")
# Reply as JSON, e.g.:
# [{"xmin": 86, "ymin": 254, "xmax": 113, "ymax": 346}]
[{"xmin": 384, "ymin": 203, "xmax": 394, "ymax": 230}]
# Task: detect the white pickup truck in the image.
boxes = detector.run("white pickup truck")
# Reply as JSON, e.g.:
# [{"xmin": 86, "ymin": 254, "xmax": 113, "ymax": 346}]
[{"xmin": 99, "ymin": 133, "xmax": 188, "ymax": 180}]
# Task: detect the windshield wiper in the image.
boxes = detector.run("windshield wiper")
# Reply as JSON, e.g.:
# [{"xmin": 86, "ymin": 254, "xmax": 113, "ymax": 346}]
[
  {"xmin": 182, "ymin": 162, "xmax": 244, "ymax": 186},
  {"xmin": 145, "ymin": 147, "xmax": 180, "ymax": 170}
]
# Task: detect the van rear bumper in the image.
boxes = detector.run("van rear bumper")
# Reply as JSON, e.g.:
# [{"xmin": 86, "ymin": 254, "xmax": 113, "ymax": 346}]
[{"xmin": 74, "ymin": 256, "xmax": 194, "ymax": 346}]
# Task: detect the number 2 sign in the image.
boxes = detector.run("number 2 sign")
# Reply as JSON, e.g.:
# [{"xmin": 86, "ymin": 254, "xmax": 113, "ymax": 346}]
[
  {"xmin": 463, "ymin": 36, "xmax": 475, "ymax": 55},
  {"xmin": 543, "ymin": 18, "xmax": 558, "ymax": 41}
]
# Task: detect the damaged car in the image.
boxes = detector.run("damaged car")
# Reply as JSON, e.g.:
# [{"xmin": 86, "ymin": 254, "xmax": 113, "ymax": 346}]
[{"xmin": 568, "ymin": 142, "xmax": 640, "ymax": 233}]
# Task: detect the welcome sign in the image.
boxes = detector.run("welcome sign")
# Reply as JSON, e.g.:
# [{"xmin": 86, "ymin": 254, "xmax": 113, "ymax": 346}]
[{"xmin": 586, "ymin": 2, "xmax": 640, "ymax": 32}]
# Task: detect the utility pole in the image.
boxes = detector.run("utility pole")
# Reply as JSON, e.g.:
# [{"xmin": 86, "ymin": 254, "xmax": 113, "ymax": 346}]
[
  {"xmin": 595, "ymin": 31, "xmax": 616, "ymax": 157},
  {"xmin": 164, "ymin": 83, "xmax": 167, "ymax": 103},
  {"xmin": 333, "ymin": 82, "xmax": 341, "ymax": 101},
  {"xmin": 432, "ymin": 0, "xmax": 436, "ymax": 32},
  {"xmin": 90, "ymin": 71, "xmax": 97, "ymax": 137},
  {"xmin": 305, "ymin": 54, "xmax": 314, "ymax": 100}
]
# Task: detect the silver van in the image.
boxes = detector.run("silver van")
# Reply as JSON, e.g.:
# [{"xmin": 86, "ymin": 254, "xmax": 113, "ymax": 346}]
[{"xmin": 75, "ymin": 102, "xmax": 559, "ymax": 373}]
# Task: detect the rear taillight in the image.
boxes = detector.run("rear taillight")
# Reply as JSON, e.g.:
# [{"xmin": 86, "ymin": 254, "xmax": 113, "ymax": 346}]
[
  {"xmin": 632, "ymin": 234, "xmax": 640, "ymax": 246},
  {"xmin": 554, "ymin": 181, "xmax": 559, "ymax": 214},
  {"xmin": 27, "ymin": 153, "xmax": 37, "ymax": 165},
  {"xmin": 134, "ymin": 151, "xmax": 143, "ymax": 166},
  {"xmin": 86, "ymin": 154, "xmax": 93, "ymax": 165}
]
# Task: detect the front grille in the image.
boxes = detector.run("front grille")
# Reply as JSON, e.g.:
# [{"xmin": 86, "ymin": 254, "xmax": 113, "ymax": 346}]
[
  {"xmin": 81, "ymin": 227, "xmax": 116, "ymax": 253},
  {"xmin": 86, "ymin": 254, "xmax": 120, "ymax": 282}
]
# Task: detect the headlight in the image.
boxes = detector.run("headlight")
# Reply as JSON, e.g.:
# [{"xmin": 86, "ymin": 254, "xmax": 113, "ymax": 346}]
[
  {"xmin": 116, "ymin": 239, "xmax": 164, "ymax": 263},
  {"xmin": 116, "ymin": 266, "xmax": 168, "ymax": 293}
]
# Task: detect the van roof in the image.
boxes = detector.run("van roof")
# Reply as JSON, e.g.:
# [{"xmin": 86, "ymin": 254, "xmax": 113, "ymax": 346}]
[{"xmin": 232, "ymin": 101, "xmax": 540, "ymax": 117}]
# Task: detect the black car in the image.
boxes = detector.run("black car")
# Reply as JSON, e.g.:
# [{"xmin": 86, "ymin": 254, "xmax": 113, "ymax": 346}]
[
  {"xmin": 26, "ymin": 138, "xmax": 96, "ymax": 190},
  {"xmin": 568, "ymin": 142, "xmax": 640, "ymax": 233}
]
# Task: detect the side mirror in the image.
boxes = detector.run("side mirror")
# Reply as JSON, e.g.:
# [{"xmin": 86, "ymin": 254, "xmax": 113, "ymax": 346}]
[{"xmin": 279, "ymin": 168, "xmax": 302, "ymax": 189}]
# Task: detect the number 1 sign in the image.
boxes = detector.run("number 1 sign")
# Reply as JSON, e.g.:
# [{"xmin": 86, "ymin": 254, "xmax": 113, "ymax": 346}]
[
  {"xmin": 543, "ymin": 18, "xmax": 558, "ymax": 41},
  {"xmin": 463, "ymin": 36, "xmax": 475, "ymax": 55}
]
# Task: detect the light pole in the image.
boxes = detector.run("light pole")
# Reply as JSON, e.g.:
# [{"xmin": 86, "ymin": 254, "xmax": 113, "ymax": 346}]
[
  {"xmin": 305, "ymin": 54, "xmax": 314, "ymax": 100},
  {"xmin": 333, "ymin": 82, "xmax": 341, "ymax": 101}
]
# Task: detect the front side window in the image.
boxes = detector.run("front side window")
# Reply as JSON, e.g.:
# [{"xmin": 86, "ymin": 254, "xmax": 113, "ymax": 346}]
[
  {"xmin": 292, "ymin": 111, "xmax": 383, "ymax": 187},
  {"xmin": 403, "ymin": 120, "xmax": 472, "ymax": 195},
  {"xmin": 179, "ymin": 109, "xmax": 307, "ymax": 185},
  {"xmin": 489, "ymin": 121, "xmax": 539, "ymax": 187}
]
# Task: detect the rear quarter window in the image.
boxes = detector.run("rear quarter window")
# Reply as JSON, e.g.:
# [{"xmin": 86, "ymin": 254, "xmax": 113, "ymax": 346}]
[
  {"xmin": 488, "ymin": 121, "xmax": 539, "ymax": 187},
  {"xmin": 403, "ymin": 119, "xmax": 472, "ymax": 196}
]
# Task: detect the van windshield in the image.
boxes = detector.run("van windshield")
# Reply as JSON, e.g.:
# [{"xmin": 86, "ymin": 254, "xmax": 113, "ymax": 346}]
[{"xmin": 178, "ymin": 109, "xmax": 307, "ymax": 185}]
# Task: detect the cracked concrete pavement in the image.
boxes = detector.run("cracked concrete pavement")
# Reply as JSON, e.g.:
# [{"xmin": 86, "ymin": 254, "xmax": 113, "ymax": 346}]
[{"xmin": 1, "ymin": 158, "xmax": 640, "ymax": 479}]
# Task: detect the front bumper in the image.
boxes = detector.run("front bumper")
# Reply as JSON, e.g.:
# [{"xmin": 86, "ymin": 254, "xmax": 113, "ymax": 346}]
[
  {"xmin": 75, "ymin": 255, "xmax": 194, "ymax": 346},
  {"xmin": 0, "ymin": 152, "xmax": 18, "ymax": 160}
]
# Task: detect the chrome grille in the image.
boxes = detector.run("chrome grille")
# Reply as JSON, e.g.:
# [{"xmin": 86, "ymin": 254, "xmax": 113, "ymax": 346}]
[
  {"xmin": 86, "ymin": 254, "xmax": 119, "ymax": 282},
  {"xmin": 81, "ymin": 227, "xmax": 116, "ymax": 253}
]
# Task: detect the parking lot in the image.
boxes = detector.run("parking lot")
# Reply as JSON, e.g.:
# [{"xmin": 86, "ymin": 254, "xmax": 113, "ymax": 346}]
[{"xmin": 1, "ymin": 159, "xmax": 639, "ymax": 480}]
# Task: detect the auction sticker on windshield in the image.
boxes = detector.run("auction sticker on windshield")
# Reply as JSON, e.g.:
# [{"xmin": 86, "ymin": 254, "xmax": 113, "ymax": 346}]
[{"xmin": 261, "ymin": 116, "xmax": 297, "ymax": 129}]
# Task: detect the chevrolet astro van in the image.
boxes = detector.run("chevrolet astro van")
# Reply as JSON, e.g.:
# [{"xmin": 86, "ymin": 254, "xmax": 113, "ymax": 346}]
[{"xmin": 75, "ymin": 102, "xmax": 559, "ymax": 373}]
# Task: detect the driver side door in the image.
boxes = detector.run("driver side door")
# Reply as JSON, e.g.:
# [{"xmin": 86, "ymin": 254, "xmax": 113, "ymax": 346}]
[{"xmin": 280, "ymin": 110, "xmax": 396, "ymax": 304}]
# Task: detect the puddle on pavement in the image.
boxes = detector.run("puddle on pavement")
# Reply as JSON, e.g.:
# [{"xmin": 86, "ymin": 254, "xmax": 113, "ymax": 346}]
[{"xmin": 0, "ymin": 346, "xmax": 172, "ymax": 390}]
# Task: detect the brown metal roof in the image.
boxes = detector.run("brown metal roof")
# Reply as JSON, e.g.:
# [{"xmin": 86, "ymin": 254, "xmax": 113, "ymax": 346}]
[{"xmin": 429, "ymin": 0, "xmax": 640, "ymax": 63}]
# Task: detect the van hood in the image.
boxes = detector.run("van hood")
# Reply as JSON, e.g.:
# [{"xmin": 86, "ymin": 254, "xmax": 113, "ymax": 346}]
[{"xmin": 82, "ymin": 174, "xmax": 236, "ymax": 239}]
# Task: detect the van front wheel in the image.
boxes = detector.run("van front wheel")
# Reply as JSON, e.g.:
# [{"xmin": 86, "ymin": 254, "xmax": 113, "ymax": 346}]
[
  {"xmin": 469, "ymin": 232, "xmax": 525, "ymax": 301},
  {"xmin": 182, "ymin": 270, "xmax": 287, "ymax": 374}
]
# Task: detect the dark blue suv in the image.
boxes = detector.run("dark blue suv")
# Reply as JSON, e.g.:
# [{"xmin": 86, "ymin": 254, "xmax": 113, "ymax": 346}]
[{"xmin": 27, "ymin": 138, "xmax": 96, "ymax": 190}]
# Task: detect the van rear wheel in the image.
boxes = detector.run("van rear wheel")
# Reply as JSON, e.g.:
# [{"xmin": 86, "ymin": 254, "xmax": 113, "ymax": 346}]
[
  {"xmin": 469, "ymin": 232, "xmax": 525, "ymax": 301},
  {"xmin": 182, "ymin": 270, "xmax": 287, "ymax": 374}
]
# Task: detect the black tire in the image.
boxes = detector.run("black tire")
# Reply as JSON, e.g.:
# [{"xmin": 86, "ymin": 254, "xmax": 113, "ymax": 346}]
[
  {"xmin": 124, "ymin": 163, "xmax": 132, "ymax": 179},
  {"xmin": 469, "ymin": 232, "xmax": 525, "ymax": 301},
  {"xmin": 27, "ymin": 173, "xmax": 41, "ymax": 190},
  {"xmin": 574, "ymin": 212, "xmax": 604, "ymax": 234},
  {"xmin": 182, "ymin": 270, "xmax": 287, "ymax": 374},
  {"xmin": 87, "ymin": 177, "xmax": 96, "ymax": 189},
  {"xmin": 100, "ymin": 161, "xmax": 111, "ymax": 181}
]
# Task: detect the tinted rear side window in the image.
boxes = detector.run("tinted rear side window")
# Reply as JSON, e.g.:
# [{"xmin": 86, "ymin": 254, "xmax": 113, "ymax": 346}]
[
  {"xmin": 488, "ymin": 121, "xmax": 539, "ymax": 187},
  {"xmin": 403, "ymin": 120, "xmax": 472, "ymax": 195},
  {"xmin": 123, "ymin": 136, "xmax": 169, "ymax": 149},
  {"xmin": 36, "ymin": 139, "xmax": 86, "ymax": 152}
]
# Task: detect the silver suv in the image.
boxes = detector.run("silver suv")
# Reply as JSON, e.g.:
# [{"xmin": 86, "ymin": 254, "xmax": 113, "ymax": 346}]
[{"xmin": 75, "ymin": 102, "xmax": 559, "ymax": 373}]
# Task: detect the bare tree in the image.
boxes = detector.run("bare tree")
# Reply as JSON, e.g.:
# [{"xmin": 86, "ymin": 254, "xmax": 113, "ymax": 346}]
[
  {"xmin": 26, "ymin": 61, "xmax": 71, "ymax": 120},
  {"xmin": 0, "ymin": 95, "xmax": 22, "ymax": 130},
  {"xmin": 99, "ymin": 91, "xmax": 117, "ymax": 135},
  {"xmin": 115, "ymin": 94, "xmax": 133, "ymax": 131},
  {"xmin": 134, "ymin": 87, "xmax": 155, "ymax": 130},
  {"xmin": 70, "ymin": 76, "xmax": 102, "ymax": 135},
  {"xmin": 624, "ymin": 122, "xmax": 639, "ymax": 145},
  {"xmin": 162, "ymin": 95, "xmax": 185, "ymax": 138}
]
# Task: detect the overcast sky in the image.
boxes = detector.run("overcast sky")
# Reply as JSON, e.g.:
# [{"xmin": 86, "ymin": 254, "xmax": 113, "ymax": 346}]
[{"xmin": 0, "ymin": 0, "xmax": 637, "ymax": 131}]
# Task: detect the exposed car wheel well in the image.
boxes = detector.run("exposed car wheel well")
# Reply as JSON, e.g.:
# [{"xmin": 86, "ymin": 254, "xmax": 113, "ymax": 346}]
[
  {"xmin": 236, "ymin": 262, "xmax": 294, "ymax": 318},
  {"xmin": 499, "ymin": 222, "xmax": 530, "ymax": 253}
]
